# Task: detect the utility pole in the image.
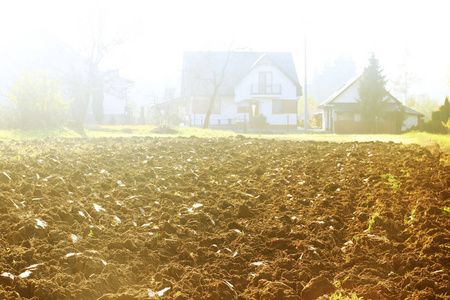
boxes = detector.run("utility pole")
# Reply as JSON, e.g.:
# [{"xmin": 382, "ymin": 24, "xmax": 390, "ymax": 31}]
[
  {"xmin": 405, "ymin": 73, "xmax": 408, "ymax": 105},
  {"xmin": 304, "ymin": 30, "xmax": 308, "ymax": 132},
  {"xmin": 405, "ymin": 48, "xmax": 409, "ymax": 105}
]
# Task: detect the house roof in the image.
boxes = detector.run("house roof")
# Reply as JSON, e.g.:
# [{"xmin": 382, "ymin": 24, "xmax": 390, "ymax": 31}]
[
  {"xmin": 180, "ymin": 51, "xmax": 301, "ymax": 98},
  {"xmin": 403, "ymin": 106, "xmax": 424, "ymax": 116},
  {"xmin": 317, "ymin": 76, "xmax": 360, "ymax": 108},
  {"xmin": 317, "ymin": 75, "xmax": 424, "ymax": 117}
]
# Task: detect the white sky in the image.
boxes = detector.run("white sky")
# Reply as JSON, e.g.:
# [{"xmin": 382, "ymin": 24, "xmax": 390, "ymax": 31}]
[{"xmin": 1, "ymin": 0, "xmax": 450, "ymax": 101}]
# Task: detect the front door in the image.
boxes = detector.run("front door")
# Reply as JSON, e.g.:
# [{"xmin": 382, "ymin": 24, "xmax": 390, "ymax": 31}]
[{"xmin": 249, "ymin": 102, "xmax": 259, "ymax": 122}]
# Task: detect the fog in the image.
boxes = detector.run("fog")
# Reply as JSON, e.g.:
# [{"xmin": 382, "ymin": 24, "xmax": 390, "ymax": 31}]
[{"xmin": 1, "ymin": 0, "xmax": 449, "ymax": 106}]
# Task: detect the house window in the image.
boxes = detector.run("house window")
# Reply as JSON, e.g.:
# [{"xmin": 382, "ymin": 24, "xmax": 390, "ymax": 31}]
[
  {"xmin": 283, "ymin": 100, "xmax": 297, "ymax": 113},
  {"xmin": 259, "ymin": 71, "xmax": 273, "ymax": 94},
  {"xmin": 272, "ymin": 100, "xmax": 283, "ymax": 114},
  {"xmin": 272, "ymin": 100, "xmax": 297, "ymax": 114}
]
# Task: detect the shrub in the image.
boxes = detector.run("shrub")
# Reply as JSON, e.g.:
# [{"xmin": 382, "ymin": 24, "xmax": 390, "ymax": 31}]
[
  {"xmin": 0, "ymin": 106, "xmax": 14, "ymax": 129},
  {"xmin": 5, "ymin": 71, "xmax": 70, "ymax": 129},
  {"xmin": 250, "ymin": 113, "xmax": 267, "ymax": 128},
  {"xmin": 421, "ymin": 97, "xmax": 450, "ymax": 133}
]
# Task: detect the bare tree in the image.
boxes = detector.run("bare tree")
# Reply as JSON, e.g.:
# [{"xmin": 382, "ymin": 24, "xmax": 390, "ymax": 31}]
[
  {"xmin": 75, "ymin": 23, "xmax": 123, "ymax": 128},
  {"xmin": 47, "ymin": 15, "xmax": 125, "ymax": 132},
  {"xmin": 202, "ymin": 51, "xmax": 231, "ymax": 129},
  {"xmin": 182, "ymin": 50, "xmax": 234, "ymax": 129}
]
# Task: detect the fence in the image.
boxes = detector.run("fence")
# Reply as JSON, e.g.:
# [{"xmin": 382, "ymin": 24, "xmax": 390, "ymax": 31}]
[{"xmin": 190, "ymin": 114, "xmax": 297, "ymax": 132}]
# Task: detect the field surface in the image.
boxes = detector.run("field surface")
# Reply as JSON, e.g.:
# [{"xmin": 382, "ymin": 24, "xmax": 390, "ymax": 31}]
[{"xmin": 0, "ymin": 136, "xmax": 449, "ymax": 299}]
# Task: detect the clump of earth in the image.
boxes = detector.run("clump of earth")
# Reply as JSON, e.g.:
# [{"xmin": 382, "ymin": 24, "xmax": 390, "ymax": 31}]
[
  {"xmin": 0, "ymin": 137, "xmax": 449, "ymax": 299},
  {"xmin": 150, "ymin": 126, "xmax": 178, "ymax": 134}
]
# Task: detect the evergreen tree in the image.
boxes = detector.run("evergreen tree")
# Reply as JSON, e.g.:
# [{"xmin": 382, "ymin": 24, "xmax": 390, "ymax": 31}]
[{"xmin": 357, "ymin": 53, "xmax": 388, "ymax": 132}]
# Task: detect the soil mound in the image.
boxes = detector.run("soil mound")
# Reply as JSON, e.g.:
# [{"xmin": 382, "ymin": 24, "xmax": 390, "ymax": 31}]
[{"xmin": 151, "ymin": 126, "xmax": 178, "ymax": 134}]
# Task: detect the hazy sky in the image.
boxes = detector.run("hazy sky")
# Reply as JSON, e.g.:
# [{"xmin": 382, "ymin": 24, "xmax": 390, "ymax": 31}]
[{"xmin": 2, "ymin": 0, "xmax": 450, "ymax": 102}]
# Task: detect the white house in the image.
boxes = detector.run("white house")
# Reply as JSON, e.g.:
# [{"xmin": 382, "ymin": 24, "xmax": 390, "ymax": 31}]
[
  {"xmin": 318, "ymin": 76, "xmax": 424, "ymax": 133},
  {"xmin": 179, "ymin": 51, "xmax": 302, "ymax": 129}
]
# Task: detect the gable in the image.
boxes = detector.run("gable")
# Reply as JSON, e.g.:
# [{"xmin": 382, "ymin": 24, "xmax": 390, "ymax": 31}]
[
  {"xmin": 241, "ymin": 62, "xmax": 293, "ymax": 85},
  {"xmin": 318, "ymin": 76, "xmax": 359, "ymax": 107},
  {"xmin": 239, "ymin": 53, "xmax": 301, "ymax": 90},
  {"xmin": 332, "ymin": 81, "xmax": 359, "ymax": 104},
  {"xmin": 234, "ymin": 61, "xmax": 299, "ymax": 102}
]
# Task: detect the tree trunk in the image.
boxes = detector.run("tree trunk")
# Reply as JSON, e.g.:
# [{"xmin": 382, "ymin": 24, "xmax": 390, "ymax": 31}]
[
  {"xmin": 203, "ymin": 85, "xmax": 219, "ymax": 129},
  {"xmin": 92, "ymin": 80, "xmax": 104, "ymax": 125},
  {"xmin": 200, "ymin": 50, "xmax": 231, "ymax": 129},
  {"xmin": 80, "ymin": 86, "xmax": 92, "ymax": 125}
]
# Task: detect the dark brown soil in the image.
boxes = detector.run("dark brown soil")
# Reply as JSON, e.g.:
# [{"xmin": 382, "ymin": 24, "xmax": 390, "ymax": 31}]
[{"xmin": 0, "ymin": 137, "xmax": 449, "ymax": 299}]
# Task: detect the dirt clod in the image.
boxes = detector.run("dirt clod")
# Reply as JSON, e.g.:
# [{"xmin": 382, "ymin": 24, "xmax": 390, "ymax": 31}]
[
  {"xmin": 301, "ymin": 275, "xmax": 336, "ymax": 300},
  {"xmin": 237, "ymin": 204, "xmax": 254, "ymax": 218}
]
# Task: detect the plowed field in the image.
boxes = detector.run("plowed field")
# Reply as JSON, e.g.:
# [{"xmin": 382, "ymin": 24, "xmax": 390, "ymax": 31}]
[{"xmin": 0, "ymin": 137, "xmax": 449, "ymax": 300}]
